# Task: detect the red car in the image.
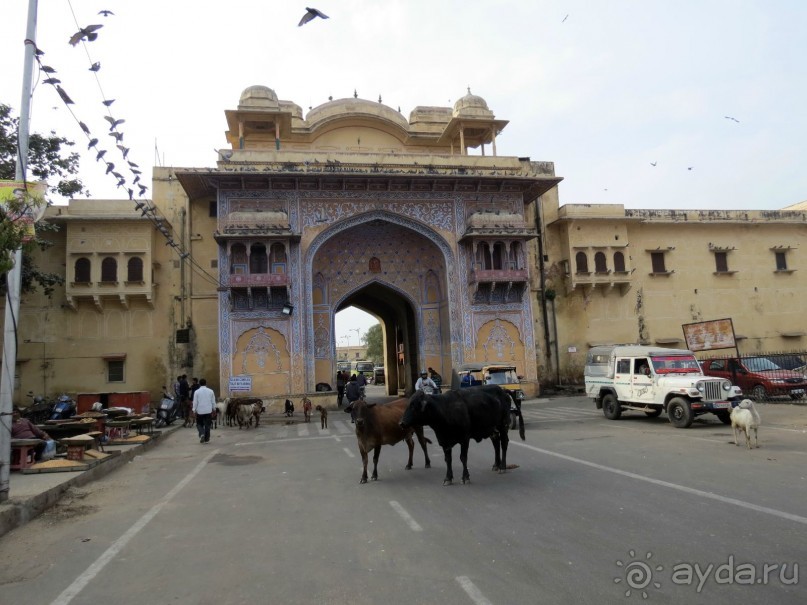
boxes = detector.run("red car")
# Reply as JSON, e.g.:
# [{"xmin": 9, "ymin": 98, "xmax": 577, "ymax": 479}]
[{"xmin": 701, "ymin": 357, "xmax": 807, "ymax": 401}]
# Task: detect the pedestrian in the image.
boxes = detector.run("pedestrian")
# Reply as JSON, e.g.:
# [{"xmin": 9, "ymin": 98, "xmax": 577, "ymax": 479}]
[
  {"xmin": 179, "ymin": 374, "xmax": 191, "ymax": 427},
  {"xmin": 428, "ymin": 367, "xmax": 443, "ymax": 392},
  {"xmin": 302, "ymin": 396, "xmax": 312, "ymax": 423},
  {"xmin": 345, "ymin": 374, "xmax": 362, "ymax": 423},
  {"xmin": 336, "ymin": 370, "xmax": 346, "ymax": 407},
  {"xmin": 11, "ymin": 407, "xmax": 52, "ymax": 460},
  {"xmin": 192, "ymin": 378, "xmax": 216, "ymax": 443},
  {"xmin": 190, "ymin": 377, "xmax": 200, "ymax": 401},
  {"xmin": 415, "ymin": 370, "xmax": 438, "ymax": 395}
]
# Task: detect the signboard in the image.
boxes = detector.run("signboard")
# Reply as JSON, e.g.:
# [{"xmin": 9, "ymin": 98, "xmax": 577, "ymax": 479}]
[
  {"xmin": 0, "ymin": 180, "xmax": 46, "ymax": 242},
  {"xmin": 682, "ymin": 318, "xmax": 736, "ymax": 352},
  {"xmin": 228, "ymin": 375, "xmax": 252, "ymax": 392}
]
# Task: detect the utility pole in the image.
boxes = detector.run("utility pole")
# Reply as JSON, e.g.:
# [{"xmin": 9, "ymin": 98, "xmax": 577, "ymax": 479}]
[{"xmin": 1, "ymin": 0, "xmax": 38, "ymax": 503}]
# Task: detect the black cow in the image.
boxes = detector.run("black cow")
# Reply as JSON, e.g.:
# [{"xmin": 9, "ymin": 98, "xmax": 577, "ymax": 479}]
[
  {"xmin": 400, "ymin": 385, "xmax": 525, "ymax": 485},
  {"xmin": 345, "ymin": 398, "xmax": 432, "ymax": 484}
]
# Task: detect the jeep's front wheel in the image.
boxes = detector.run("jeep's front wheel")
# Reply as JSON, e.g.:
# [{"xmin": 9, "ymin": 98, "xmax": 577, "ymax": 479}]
[
  {"xmin": 602, "ymin": 393, "xmax": 622, "ymax": 420},
  {"xmin": 667, "ymin": 397, "xmax": 693, "ymax": 428},
  {"xmin": 715, "ymin": 410, "xmax": 731, "ymax": 425}
]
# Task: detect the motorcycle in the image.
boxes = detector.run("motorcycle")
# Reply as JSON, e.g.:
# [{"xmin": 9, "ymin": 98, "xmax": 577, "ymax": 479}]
[
  {"xmin": 49, "ymin": 394, "xmax": 76, "ymax": 421},
  {"xmin": 23, "ymin": 392, "xmax": 53, "ymax": 424},
  {"xmin": 155, "ymin": 393, "xmax": 179, "ymax": 427}
]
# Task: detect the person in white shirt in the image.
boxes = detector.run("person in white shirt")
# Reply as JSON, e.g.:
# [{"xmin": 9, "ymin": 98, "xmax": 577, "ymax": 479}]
[
  {"xmin": 415, "ymin": 371, "xmax": 438, "ymax": 395},
  {"xmin": 192, "ymin": 378, "xmax": 216, "ymax": 443}
]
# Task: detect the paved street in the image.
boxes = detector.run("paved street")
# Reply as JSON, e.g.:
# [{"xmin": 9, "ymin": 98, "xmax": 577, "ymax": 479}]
[{"xmin": 0, "ymin": 393, "xmax": 805, "ymax": 604}]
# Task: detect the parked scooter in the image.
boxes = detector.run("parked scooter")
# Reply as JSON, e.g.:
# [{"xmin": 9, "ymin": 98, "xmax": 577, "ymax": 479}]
[
  {"xmin": 49, "ymin": 394, "xmax": 76, "ymax": 420},
  {"xmin": 155, "ymin": 390, "xmax": 179, "ymax": 427}
]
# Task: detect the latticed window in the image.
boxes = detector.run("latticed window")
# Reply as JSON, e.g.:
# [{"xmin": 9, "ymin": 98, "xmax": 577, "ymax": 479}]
[
  {"xmin": 714, "ymin": 252, "xmax": 729, "ymax": 272},
  {"xmin": 101, "ymin": 257, "xmax": 117, "ymax": 282},
  {"xmin": 775, "ymin": 251, "xmax": 788, "ymax": 271},
  {"xmin": 74, "ymin": 257, "xmax": 91, "ymax": 282},
  {"xmin": 127, "ymin": 257, "xmax": 143, "ymax": 281},
  {"xmin": 250, "ymin": 244, "xmax": 268, "ymax": 274}
]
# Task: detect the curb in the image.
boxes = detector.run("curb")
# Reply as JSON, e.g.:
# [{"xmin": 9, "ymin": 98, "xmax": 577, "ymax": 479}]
[{"xmin": 0, "ymin": 426, "xmax": 176, "ymax": 539}]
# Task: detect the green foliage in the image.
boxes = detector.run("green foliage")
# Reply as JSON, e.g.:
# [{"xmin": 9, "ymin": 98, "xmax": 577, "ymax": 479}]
[
  {"xmin": 363, "ymin": 323, "xmax": 383, "ymax": 363},
  {"xmin": 0, "ymin": 103, "xmax": 88, "ymax": 295}
]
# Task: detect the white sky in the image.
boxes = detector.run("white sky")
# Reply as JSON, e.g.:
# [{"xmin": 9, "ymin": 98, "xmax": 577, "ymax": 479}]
[{"xmin": 3, "ymin": 1, "xmax": 806, "ymax": 339}]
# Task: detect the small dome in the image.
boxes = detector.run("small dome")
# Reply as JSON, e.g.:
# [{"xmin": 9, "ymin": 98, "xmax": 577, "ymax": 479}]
[
  {"xmin": 453, "ymin": 88, "xmax": 493, "ymax": 118},
  {"xmin": 239, "ymin": 85, "xmax": 279, "ymax": 110}
]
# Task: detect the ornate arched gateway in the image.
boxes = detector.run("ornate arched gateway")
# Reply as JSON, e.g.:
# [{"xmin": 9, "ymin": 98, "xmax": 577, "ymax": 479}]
[{"xmin": 176, "ymin": 85, "xmax": 561, "ymax": 397}]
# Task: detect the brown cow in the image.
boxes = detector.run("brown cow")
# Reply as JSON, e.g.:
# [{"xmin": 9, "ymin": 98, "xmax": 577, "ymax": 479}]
[{"xmin": 345, "ymin": 398, "xmax": 431, "ymax": 484}]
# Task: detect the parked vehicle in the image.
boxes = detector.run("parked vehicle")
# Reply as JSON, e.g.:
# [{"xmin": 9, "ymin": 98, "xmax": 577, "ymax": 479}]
[
  {"xmin": 49, "ymin": 394, "xmax": 76, "ymax": 420},
  {"xmin": 155, "ymin": 394, "xmax": 180, "ymax": 427},
  {"xmin": 23, "ymin": 392, "xmax": 53, "ymax": 424},
  {"xmin": 762, "ymin": 354, "xmax": 807, "ymax": 374},
  {"xmin": 374, "ymin": 364, "xmax": 385, "ymax": 385},
  {"xmin": 701, "ymin": 356, "xmax": 807, "ymax": 401},
  {"xmin": 355, "ymin": 360, "xmax": 375, "ymax": 382},
  {"xmin": 456, "ymin": 363, "xmax": 525, "ymax": 429},
  {"xmin": 585, "ymin": 345, "xmax": 743, "ymax": 428}
]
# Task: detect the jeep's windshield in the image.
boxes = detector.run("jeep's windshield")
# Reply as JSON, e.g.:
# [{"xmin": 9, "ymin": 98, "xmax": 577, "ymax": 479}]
[
  {"xmin": 744, "ymin": 357, "xmax": 782, "ymax": 372},
  {"xmin": 651, "ymin": 355, "xmax": 702, "ymax": 374},
  {"xmin": 486, "ymin": 369, "xmax": 519, "ymax": 384}
]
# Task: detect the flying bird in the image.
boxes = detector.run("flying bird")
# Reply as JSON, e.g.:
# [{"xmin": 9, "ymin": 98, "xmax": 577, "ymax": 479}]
[
  {"xmin": 687, "ymin": 166, "xmax": 694, "ymax": 171},
  {"xmin": 650, "ymin": 161, "xmax": 657, "ymax": 167},
  {"xmin": 102, "ymin": 99, "xmax": 115, "ymax": 106},
  {"xmin": 89, "ymin": 62, "xmax": 101, "ymax": 72},
  {"xmin": 562, "ymin": 14, "xmax": 569, "ymax": 22},
  {"xmin": 298, "ymin": 7, "xmax": 329, "ymax": 26},
  {"xmin": 724, "ymin": 116, "xmax": 740, "ymax": 123},
  {"xmin": 104, "ymin": 116, "xmax": 125, "ymax": 130},
  {"xmin": 69, "ymin": 24, "xmax": 103, "ymax": 46},
  {"xmin": 109, "ymin": 131, "xmax": 124, "ymax": 142},
  {"xmin": 98, "ymin": 10, "xmax": 114, "ymax": 17}
]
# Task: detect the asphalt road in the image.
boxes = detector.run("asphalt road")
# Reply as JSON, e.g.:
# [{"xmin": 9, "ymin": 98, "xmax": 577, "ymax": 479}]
[{"xmin": 0, "ymin": 391, "xmax": 805, "ymax": 605}]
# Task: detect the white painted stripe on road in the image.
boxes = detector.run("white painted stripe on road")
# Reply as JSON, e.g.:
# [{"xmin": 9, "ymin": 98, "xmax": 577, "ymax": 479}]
[
  {"xmin": 297, "ymin": 423, "xmax": 310, "ymax": 437},
  {"xmin": 343, "ymin": 447, "xmax": 355, "ymax": 458},
  {"xmin": 389, "ymin": 500, "xmax": 423, "ymax": 532},
  {"xmin": 235, "ymin": 435, "xmax": 336, "ymax": 446},
  {"xmin": 514, "ymin": 442, "xmax": 807, "ymax": 526},
  {"xmin": 50, "ymin": 449, "xmax": 219, "ymax": 605},
  {"xmin": 455, "ymin": 576, "xmax": 493, "ymax": 605}
]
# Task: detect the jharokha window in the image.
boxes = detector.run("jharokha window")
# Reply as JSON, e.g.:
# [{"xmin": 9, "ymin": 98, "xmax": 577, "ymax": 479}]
[
  {"xmin": 74, "ymin": 257, "xmax": 91, "ymax": 282},
  {"xmin": 127, "ymin": 257, "xmax": 143, "ymax": 282},
  {"xmin": 250, "ymin": 244, "xmax": 268, "ymax": 274},
  {"xmin": 575, "ymin": 251, "xmax": 589, "ymax": 273},
  {"xmin": 613, "ymin": 251, "xmax": 626, "ymax": 272},
  {"xmin": 100, "ymin": 257, "xmax": 117, "ymax": 282},
  {"xmin": 594, "ymin": 251, "xmax": 608, "ymax": 273}
]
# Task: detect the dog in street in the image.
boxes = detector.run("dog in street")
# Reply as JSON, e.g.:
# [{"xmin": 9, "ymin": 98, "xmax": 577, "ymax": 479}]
[{"xmin": 315, "ymin": 404, "xmax": 328, "ymax": 429}]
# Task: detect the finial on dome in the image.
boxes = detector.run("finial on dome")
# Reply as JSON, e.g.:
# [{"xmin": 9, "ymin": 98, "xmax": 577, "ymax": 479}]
[
  {"xmin": 354, "ymin": 89, "xmax": 358, "ymax": 98},
  {"xmin": 467, "ymin": 86, "xmax": 471, "ymax": 94}
]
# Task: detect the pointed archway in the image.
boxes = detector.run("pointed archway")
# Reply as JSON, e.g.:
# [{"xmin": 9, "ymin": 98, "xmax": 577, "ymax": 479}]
[{"xmin": 306, "ymin": 212, "xmax": 455, "ymax": 394}]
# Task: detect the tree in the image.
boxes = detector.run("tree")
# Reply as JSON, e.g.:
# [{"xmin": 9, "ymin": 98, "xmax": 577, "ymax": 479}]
[
  {"xmin": 0, "ymin": 103, "xmax": 88, "ymax": 295},
  {"xmin": 363, "ymin": 323, "xmax": 383, "ymax": 363}
]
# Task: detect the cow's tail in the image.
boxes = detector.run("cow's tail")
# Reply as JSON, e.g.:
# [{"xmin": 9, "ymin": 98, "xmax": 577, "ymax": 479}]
[{"xmin": 510, "ymin": 392, "xmax": 525, "ymax": 441}]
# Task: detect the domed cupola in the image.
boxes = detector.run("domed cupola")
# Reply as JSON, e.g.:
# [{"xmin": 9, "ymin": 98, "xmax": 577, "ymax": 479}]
[
  {"xmin": 453, "ymin": 88, "xmax": 494, "ymax": 119},
  {"xmin": 238, "ymin": 85, "xmax": 280, "ymax": 110}
]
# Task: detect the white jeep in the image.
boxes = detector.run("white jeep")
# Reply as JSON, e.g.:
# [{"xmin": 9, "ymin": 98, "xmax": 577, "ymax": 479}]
[{"xmin": 584, "ymin": 345, "xmax": 743, "ymax": 428}]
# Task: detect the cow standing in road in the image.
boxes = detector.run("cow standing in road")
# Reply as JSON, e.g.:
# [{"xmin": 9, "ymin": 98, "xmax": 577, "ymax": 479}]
[
  {"xmin": 400, "ymin": 385, "xmax": 525, "ymax": 485},
  {"xmin": 345, "ymin": 398, "xmax": 432, "ymax": 484}
]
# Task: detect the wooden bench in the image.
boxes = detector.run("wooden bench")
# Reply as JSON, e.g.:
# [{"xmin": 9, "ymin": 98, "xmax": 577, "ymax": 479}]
[{"xmin": 10, "ymin": 439, "xmax": 43, "ymax": 471}]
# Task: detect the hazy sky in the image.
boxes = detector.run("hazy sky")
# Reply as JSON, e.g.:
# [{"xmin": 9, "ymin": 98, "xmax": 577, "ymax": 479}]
[{"xmin": 3, "ymin": 1, "xmax": 806, "ymax": 340}]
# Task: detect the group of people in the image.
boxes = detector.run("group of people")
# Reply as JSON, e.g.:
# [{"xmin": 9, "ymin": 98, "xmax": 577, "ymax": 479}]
[
  {"xmin": 336, "ymin": 370, "xmax": 368, "ymax": 408},
  {"xmin": 173, "ymin": 374, "xmax": 217, "ymax": 444}
]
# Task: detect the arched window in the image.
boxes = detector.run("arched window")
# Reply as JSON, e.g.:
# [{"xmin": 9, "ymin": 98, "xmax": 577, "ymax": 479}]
[
  {"xmin": 594, "ymin": 251, "xmax": 608, "ymax": 273},
  {"xmin": 476, "ymin": 243, "xmax": 492, "ymax": 270},
  {"xmin": 250, "ymin": 243, "xmax": 268, "ymax": 274},
  {"xmin": 127, "ymin": 257, "xmax": 144, "ymax": 282},
  {"xmin": 101, "ymin": 257, "xmax": 117, "ymax": 282},
  {"xmin": 270, "ymin": 243, "xmax": 287, "ymax": 273},
  {"xmin": 613, "ymin": 251, "xmax": 626, "ymax": 272},
  {"xmin": 575, "ymin": 251, "xmax": 589, "ymax": 273},
  {"xmin": 74, "ymin": 258, "xmax": 91, "ymax": 282},
  {"xmin": 507, "ymin": 242, "xmax": 520, "ymax": 271},
  {"xmin": 230, "ymin": 244, "xmax": 247, "ymax": 274},
  {"xmin": 492, "ymin": 242, "xmax": 505, "ymax": 270}
]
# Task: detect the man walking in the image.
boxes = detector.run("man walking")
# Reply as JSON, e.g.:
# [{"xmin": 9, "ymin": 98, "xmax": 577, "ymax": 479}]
[
  {"xmin": 345, "ymin": 374, "xmax": 362, "ymax": 423},
  {"xmin": 192, "ymin": 378, "xmax": 216, "ymax": 443}
]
